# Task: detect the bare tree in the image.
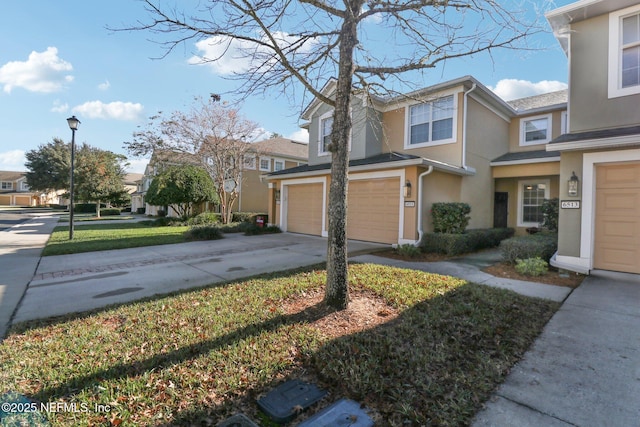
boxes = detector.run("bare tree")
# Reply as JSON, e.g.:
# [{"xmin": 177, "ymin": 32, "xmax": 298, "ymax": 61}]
[
  {"xmin": 125, "ymin": 97, "xmax": 261, "ymax": 223},
  {"xmin": 120, "ymin": 0, "xmax": 539, "ymax": 309}
]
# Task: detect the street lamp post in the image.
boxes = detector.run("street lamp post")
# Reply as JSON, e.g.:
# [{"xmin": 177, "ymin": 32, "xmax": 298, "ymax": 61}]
[{"xmin": 66, "ymin": 116, "xmax": 80, "ymax": 240}]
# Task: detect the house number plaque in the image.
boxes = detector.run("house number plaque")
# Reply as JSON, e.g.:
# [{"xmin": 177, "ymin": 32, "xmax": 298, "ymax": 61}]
[{"xmin": 561, "ymin": 200, "xmax": 580, "ymax": 209}]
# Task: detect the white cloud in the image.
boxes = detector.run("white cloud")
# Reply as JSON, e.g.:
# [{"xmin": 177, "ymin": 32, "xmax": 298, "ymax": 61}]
[
  {"xmin": 51, "ymin": 100, "xmax": 69, "ymax": 113},
  {"xmin": 72, "ymin": 101, "xmax": 144, "ymax": 121},
  {"xmin": 125, "ymin": 158, "xmax": 149, "ymax": 174},
  {"xmin": 0, "ymin": 150, "xmax": 27, "ymax": 171},
  {"xmin": 489, "ymin": 79, "xmax": 568, "ymax": 101},
  {"xmin": 98, "ymin": 80, "xmax": 110, "ymax": 91},
  {"xmin": 288, "ymin": 128, "xmax": 309, "ymax": 143},
  {"xmin": 0, "ymin": 47, "xmax": 73, "ymax": 93},
  {"xmin": 189, "ymin": 32, "xmax": 319, "ymax": 75}
]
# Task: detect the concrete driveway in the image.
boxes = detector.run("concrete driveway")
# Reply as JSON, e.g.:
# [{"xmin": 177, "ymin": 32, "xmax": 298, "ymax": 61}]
[{"xmin": 12, "ymin": 231, "xmax": 385, "ymax": 323}]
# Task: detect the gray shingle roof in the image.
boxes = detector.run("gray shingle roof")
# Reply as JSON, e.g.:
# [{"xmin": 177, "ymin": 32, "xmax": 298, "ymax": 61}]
[
  {"xmin": 508, "ymin": 90, "xmax": 568, "ymax": 112},
  {"xmin": 549, "ymin": 125, "xmax": 640, "ymax": 144},
  {"xmin": 268, "ymin": 152, "xmax": 420, "ymax": 176},
  {"xmin": 491, "ymin": 150, "xmax": 561, "ymax": 163}
]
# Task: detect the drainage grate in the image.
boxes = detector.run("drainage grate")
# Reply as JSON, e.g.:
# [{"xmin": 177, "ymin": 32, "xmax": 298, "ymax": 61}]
[{"xmin": 256, "ymin": 379, "xmax": 327, "ymax": 423}]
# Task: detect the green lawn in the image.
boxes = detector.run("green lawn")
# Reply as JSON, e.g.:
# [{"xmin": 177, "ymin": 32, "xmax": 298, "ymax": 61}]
[
  {"xmin": 42, "ymin": 222, "xmax": 190, "ymax": 256},
  {"xmin": 0, "ymin": 264, "xmax": 559, "ymax": 426}
]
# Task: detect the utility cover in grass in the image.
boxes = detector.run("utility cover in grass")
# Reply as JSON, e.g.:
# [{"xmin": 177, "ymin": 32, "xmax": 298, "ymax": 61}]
[
  {"xmin": 216, "ymin": 413, "xmax": 259, "ymax": 427},
  {"xmin": 297, "ymin": 398, "xmax": 374, "ymax": 427},
  {"xmin": 0, "ymin": 391, "xmax": 50, "ymax": 426},
  {"xmin": 256, "ymin": 379, "xmax": 327, "ymax": 423}
]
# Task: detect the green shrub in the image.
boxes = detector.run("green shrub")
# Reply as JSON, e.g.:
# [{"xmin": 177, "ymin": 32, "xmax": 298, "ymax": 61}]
[
  {"xmin": 187, "ymin": 212, "xmax": 222, "ymax": 225},
  {"xmin": 184, "ymin": 225, "xmax": 223, "ymax": 241},
  {"xmin": 100, "ymin": 208, "xmax": 121, "ymax": 216},
  {"xmin": 421, "ymin": 228, "xmax": 514, "ymax": 256},
  {"xmin": 216, "ymin": 222, "xmax": 251, "ymax": 233},
  {"xmin": 153, "ymin": 217, "xmax": 186, "ymax": 227},
  {"xmin": 136, "ymin": 207, "xmax": 146, "ymax": 214},
  {"xmin": 231, "ymin": 212, "xmax": 267, "ymax": 223},
  {"xmin": 515, "ymin": 257, "xmax": 548, "ymax": 276},
  {"xmin": 431, "ymin": 202, "xmax": 471, "ymax": 234},
  {"xmin": 541, "ymin": 198, "xmax": 559, "ymax": 232},
  {"xmin": 243, "ymin": 224, "xmax": 282, "ymax": 235},
  {"xmin": 396, "ymin": 244, "xmax": 421, "ymax": 258},
  {"xmin": 74, "ymin": 203, "xmax": 106, "ymax": 213},
  {"xmin": 500, "ymin": 233, "xmax": 557, "ymax": 264}
]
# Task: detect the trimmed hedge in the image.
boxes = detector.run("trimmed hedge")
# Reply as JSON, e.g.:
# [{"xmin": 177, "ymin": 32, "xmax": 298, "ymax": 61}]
[
  {"xmin": 432, "ymin": 202, "xmax": 471, "ymax": 234},
  {"xmin": 100, "ymin": 208, "xmax": 121, "ymax": 216},
  {"xmin": 231, "ymin": 212, "xmax": 268, "ymax": 223},
  {"xmin": 184, "ymin": 225, "xmax": 224, "ymax": 241},
  {"xmin": 74, "ymin": 203, "xmax": 107, "ymax": 213},
  {"xmin": 500, "ymin": 233, "xmax": 558, "ymax": 264},
  {"xmin": 187, "ymin": 212, "xmax": 222, "ymax": 225},
  {"xmin": 420, "ymin": 228, "xmax": 514, "ymax": 256}
]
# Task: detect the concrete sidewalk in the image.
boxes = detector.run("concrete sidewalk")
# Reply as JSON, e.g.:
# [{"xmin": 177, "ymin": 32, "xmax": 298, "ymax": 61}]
[
  {"xmin": 0, "ymin": 214, "xmax": 59, "ymax": 339},
  {"xmin": 472, "ymin": 270, "xmax": 640, "ymax": 426}
]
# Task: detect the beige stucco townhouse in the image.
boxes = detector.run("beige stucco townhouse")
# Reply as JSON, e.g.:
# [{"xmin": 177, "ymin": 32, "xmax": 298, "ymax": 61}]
[
  {"xmin": 0, "ymin": 171, "xmax": 63, "ymax": 206},
  {"xmin": 546, "ymin": 0, "xmax": 640, "ymax": 275}
]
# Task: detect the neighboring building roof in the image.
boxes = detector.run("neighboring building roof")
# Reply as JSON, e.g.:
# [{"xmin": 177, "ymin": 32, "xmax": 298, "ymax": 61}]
[
  {"xmin": 123, "ymin": 173, "xmax": 143, "ymax": 185},
  {"xmin": 0, "ymin": 171, "xmax": 26, "ymax": 181},
  {"xmin": 507, "ymin": 90, "xmax": 568, "ymax": 112},
  {"xmin": 251, "ymin": 137, "xmax": 308, "ymax": 160},
  {"xmin": 549, "ymin": 125, "xmax": 640, "ymax": 145},
  {"xmin": 149, "ymin": 149, "xmax": 200, "ymax": 166},
  {"xmin": 491, "ymin": 150, "xmax": 561, "ymax": 165}
]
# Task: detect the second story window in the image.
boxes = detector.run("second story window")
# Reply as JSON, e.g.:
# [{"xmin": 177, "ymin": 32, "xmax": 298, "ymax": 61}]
[
  {"xmin": 520, "ymin": 114, "xmax": 552, "ymax": 146},
  {"xmin": 609, "ymin": 5, "xmax": 640, "ymax": 98},
  {"xmin": 259, "ymin": 157, "xmax": 271, "ymax": 172},
  {"xmin": 21, "ymin": 182, "xmax": 30, "ymax": 191},
  {"xmin": 319, "ymin": 113, "xmax": 333, "ymax": 155},
  {"xmin": 407, "ymin": 95, "xmax": 455, "ymax": 148},
  {"xmin": 1, "ymin": 182, "xmax": 12, "ymax": 190},
  {"xmin": 274, "ymin": 159, "xmax": 285, "ymax": 171},
  {"xmin": 243, "ymin": 154, "xmax": 256, "ymax": 170}
]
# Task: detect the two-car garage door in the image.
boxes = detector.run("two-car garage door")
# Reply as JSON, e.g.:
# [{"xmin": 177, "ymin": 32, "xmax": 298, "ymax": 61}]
[
  {"xmin": 594, "ymin": 162, "xmax": 640, "ymax": 274},
  {"xmin": 285, "ymin": 177, "xmax": 401, "ymax": 244}
]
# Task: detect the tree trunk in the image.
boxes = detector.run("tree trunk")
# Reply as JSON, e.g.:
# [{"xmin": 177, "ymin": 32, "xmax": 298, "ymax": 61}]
[
  {"xmin": 324, "ymin": 1, "xmax": 362, "ymax": 310},
  {"xmin": 96, "ymin": 200, "xmax": 101, "ymax": 218}
]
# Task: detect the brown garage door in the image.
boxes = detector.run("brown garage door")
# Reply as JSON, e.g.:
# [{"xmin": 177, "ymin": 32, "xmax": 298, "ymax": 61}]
[
  {"xmin": 14, "ymin": 196, "xmax": 32, "ymax": 206},
  {"xmin": 0, "ymin": 195, "xmax": 10, "ymax": 205},
  {"xmin": 287, "ymin": 183, "xmax": 323, "ymax": 236},
  {"xmin": 348, "ymin": 177, "xmax": 400, "ymax": 244},
  {"xmin": 594, "ymin": 162, "xmax": 640, "ymax": 274}
]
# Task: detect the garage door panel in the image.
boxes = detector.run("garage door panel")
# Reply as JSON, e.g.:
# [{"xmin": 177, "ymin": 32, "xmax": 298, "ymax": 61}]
[
  {"xmin": 348, "ymin": 178, "xmax": 400, "ymax": 244},
  {"xmin": 287, "ymin": 183, "xmax": 323, "ymax": 236},
  {"xmin": 594, "ymin": 163, "xmax": 640, "ymax": 274}
]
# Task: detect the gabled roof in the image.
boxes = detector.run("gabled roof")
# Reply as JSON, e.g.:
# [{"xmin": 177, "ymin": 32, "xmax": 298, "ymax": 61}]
[
  {"xmin": 0, "ymin": 171, "xmax": 26, "ymax": 182},
  {"xmin": 251, "ymin": 137, "xmax": 308, "ymax": 160},
  {"xmin": 507, "ymin": 90, "xmax": 568, "ymax": 113}
]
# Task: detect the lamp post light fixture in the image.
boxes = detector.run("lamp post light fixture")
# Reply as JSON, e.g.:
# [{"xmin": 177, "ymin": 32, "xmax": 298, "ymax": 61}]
[
  {"xmin": 66, "ymin": 115, "xmax": 80, "ymax": 240},
  {"xmin": 568, "ymin": 171, "xmax": 580, "ymax": 197}
]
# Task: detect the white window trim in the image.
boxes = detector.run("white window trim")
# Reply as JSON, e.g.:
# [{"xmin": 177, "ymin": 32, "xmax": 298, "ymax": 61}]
[
  {"xmin": 259, "ymin": 157, "xmax": 271, "ymax": 172},
  {"xmin": 21, "ymin": 182, "xmax": 30, "ymax": 191},
  {"xmin": 317, "ymin": 110, "xmax": 333, "ymax": 157},
  {"xmin": 561, "ymin": 111, "xmax": 568, "ymax": 134},
  {"xmin": 274, "ymin": 159, "xmax": 285, "ymax": 172},
  {"xmin": 608, "ymin": 4, "xmax": 640, "ymax": 98},
  {"xmin": 1, "ymin": 182, "xmax": 13, "ymax": 190},
  {"xmin": 519, "ymin": 113, "xmax": 552, "ymax": 146},
  {"xmin": 404, "ymin": 90, "xmax": 458, "ymax": 149},
  {"xmin": 517, "ymin": 179, "xmax": 550, "ymax": 227}
]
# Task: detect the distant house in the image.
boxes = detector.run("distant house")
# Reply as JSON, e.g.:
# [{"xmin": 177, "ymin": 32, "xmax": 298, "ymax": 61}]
[
  {"xmin": 0, "ymin": 171, "xmax": 63, "ymax": 206},
  {"xmin": 139, "ymin": 137, "xmax": 308, "ymax": 216}
]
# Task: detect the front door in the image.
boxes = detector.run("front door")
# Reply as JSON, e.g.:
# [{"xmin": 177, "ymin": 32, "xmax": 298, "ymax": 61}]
[{"xmin": 493, "ymin": 192, "xmax": 508, "ymax": 228}]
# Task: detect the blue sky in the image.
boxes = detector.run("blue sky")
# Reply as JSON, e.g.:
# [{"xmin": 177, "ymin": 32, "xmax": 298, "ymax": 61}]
[{"xmin": 0, "ymin": 0, "xmax": 575, "ymax": 173}]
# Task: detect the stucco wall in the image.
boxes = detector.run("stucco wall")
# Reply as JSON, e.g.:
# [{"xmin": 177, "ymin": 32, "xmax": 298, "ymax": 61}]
[{"xmin": 570, "ymin": 14, "xmax": 640, "ymax": 132}]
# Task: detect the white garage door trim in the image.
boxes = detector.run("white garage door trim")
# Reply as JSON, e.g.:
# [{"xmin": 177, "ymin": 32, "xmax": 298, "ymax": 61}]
[
  {"xmin": 581, "ymin": 148, "xmax": 640, "ymax": 271},
  {"xmin": 349, "ymin": 169, "xmax": 406, "ymax": 245},
  {"xmin": 280, "ymin": 177, "xmax": 328, "ymax": 236}
]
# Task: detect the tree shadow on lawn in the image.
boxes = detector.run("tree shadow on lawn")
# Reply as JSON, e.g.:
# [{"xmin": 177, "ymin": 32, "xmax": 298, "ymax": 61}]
[{"xmin": 160, "ymin": 284, "xmax": 558, "ymax": 426}]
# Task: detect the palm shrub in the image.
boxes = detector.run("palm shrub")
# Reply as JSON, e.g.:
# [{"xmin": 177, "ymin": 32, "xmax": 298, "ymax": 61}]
[{"xmin": 515, "ymin": 257, "xmax": 548, "ymax": 276}]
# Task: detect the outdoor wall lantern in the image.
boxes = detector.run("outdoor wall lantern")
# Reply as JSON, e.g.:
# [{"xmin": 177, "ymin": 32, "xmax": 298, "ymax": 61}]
[
  {"xmin": 568, "ymin": 171, "xmax": 580, "ymax": 197},
  {"xmin": 66, "ymin": 115, "xmax": 81, "ymax": 240},
  {"xmin": 275, "ymin": 189, "xmax": 281, "ymax": 202},
  {"xmin": 404, "ymin": 180, "xmax": 412, "ymax": 198}
]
